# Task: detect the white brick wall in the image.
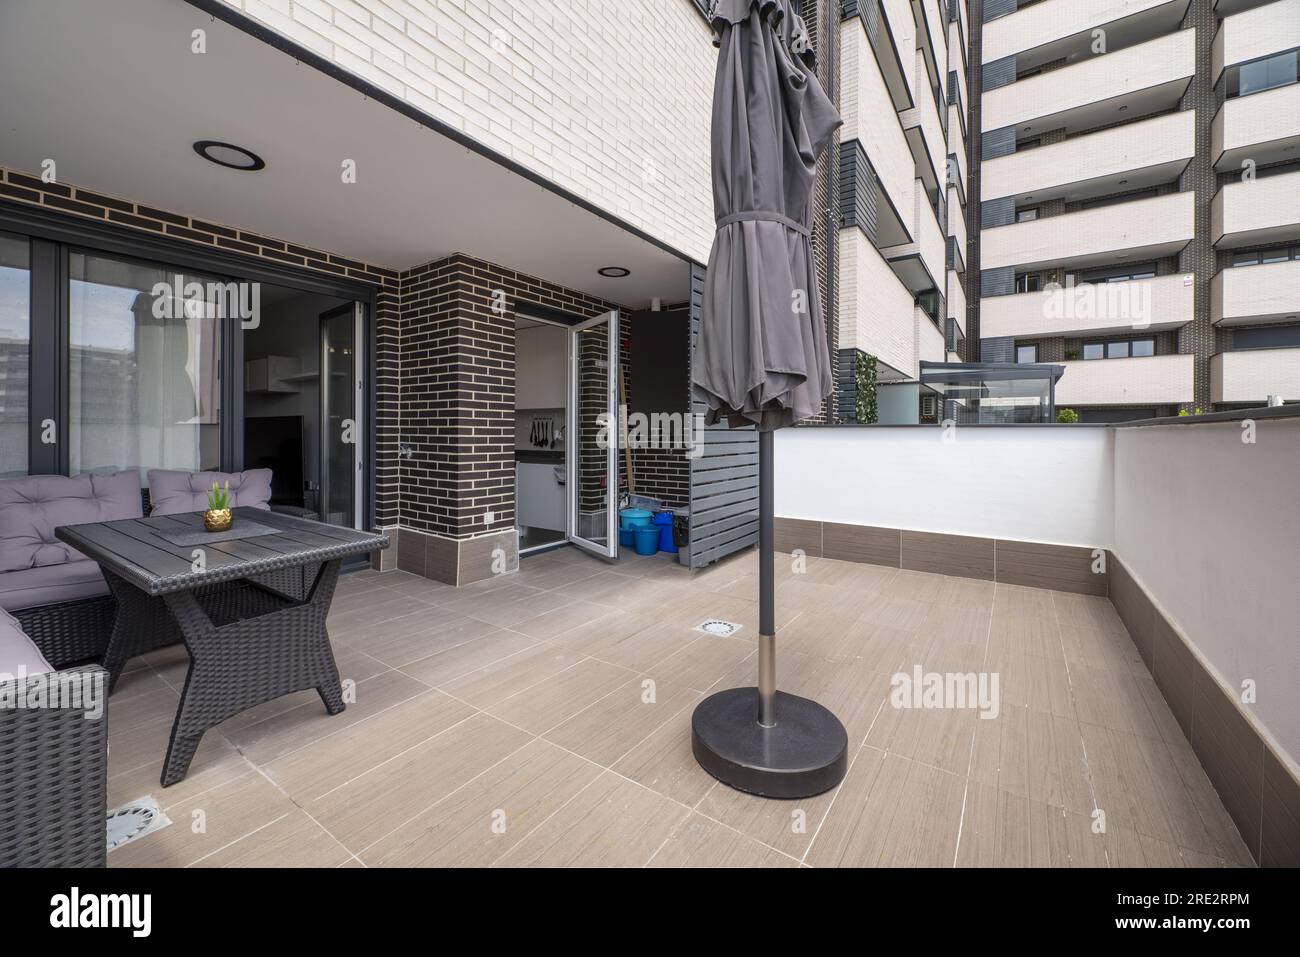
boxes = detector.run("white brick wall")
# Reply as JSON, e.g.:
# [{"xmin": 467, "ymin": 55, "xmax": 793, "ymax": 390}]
[
  {"xmin": 1213, "ymin": 169, "xmax": 1300, "ymax": 247},
  {"xmin": 1055, "ymin": 354, "xmax": 1195, "ymax": 406},
  {"xmin": 222, "ymin": 0, "xmax": 716, "ymax": 262},
  {"xmin": 840, "ymin": 18, "xmax": 914, "ymax": 224},
  {"xmin": 839, "ymin": 227, "xmax": 916, "ymax": 377}
]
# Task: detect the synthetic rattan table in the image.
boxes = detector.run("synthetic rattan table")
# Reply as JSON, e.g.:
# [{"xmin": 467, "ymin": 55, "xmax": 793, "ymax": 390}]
[{"xmin": 56, "ymin": 508, "xmax": 388, "ymax": 786}]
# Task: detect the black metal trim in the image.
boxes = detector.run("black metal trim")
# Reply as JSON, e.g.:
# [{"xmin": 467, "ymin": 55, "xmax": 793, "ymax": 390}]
[
  {"xmin": 513, "ymin": 299, "xmax": 592, "ymax": 327},
  {"xmin": 27, "ymin": 238, "xmax": 61, "ymax": 475},
  {"xmin": 193, "ymin": 140, "xmax": 266, "ymax": 172},
  {"xmin": 181, "ymin": 0, "xmax": 694, "ymax": 267}
]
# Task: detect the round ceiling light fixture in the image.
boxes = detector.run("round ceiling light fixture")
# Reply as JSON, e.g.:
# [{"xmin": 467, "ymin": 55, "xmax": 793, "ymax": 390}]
[
  {"xmin": 193, "ymin": 140, "xmax": 266, "ymax": 171},
  {"xmin": 598, "ymin": 266, "xmax": 631, "ymax": 278}
]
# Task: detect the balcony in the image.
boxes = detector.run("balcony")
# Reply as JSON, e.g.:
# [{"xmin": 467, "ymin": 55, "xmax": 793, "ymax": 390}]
[
  {"xmin": 982, "ymin": 30, "xmax": 1195, "ymax": 138},
  {"xmin": 839, "ymin": 228, "xmax": 919, "ymax": 379},
  {"xmin": 983, "ymin": 0, "xmax": 1190, "ymax": 64},
  {"xmin": 1212, "ymin": 348, "xmax": 1300, "ymax": 402},
  {"xmin": 882, "ymin": 187, "xmax": 946, "ymax": 294},
  {"xmin": 982, "ymin": 274, "xmax": 1194, "ymax": 339},
  {"xmin": 843, "ymin": 0, "xmax": 916, "ymax": 113},
  {"xmin": 1212, "ymin": 0, "xmax": 1300, "ymax": 82},
  {"xmin": 1054, "ymin": 354, "xmax": 1195, "ymax": 406},
  {"xmin": 900, "ymin": 50, "xmax": 946, "ymax": 187},
  {"xmin": 1213, "ymin": 83, "xmax": 1300, "ymax": 171},
  {"xmin": 1212, "ymin": 169, "xmax": 1300, "ymax": 248},
  {"xmin": 948, "ymin": 269, "xmax": 968, "ymax": 336},
  {"xmin": 981, "ymin": 192, "xmax": 1195, "ymax": 272},
  {"xmin": 948, "ymin": 185, "xmax": 967, "ymax": 265},
  {"xmin": 981, "ymin": 111, "xmax": 1194, "ymax": 205},
  {"xmin": 1212, "ymin": 259, "xmax": 1300, "ymax": 325},
  {"xmin": 840, "ymin": 17, "xmax": 916, "ymax": 228}
]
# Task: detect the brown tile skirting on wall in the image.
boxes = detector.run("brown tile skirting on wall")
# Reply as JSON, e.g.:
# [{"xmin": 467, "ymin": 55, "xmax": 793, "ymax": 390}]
[
  {"xmin": 774, "ymin": 516, "xmax": 1109, "ymax": 595},
  {"xmin": 395, "ymin": 526, "xmax": 519, "ymax": 587},
  {"xmin": 1107, "ymin": 552, "xmax": 1300, "ymax": 867}
]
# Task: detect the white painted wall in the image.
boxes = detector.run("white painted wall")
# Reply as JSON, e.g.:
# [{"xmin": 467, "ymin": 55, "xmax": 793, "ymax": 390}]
[
  {"xmin": 775, "ymin": 426, "xmax": 1115, "ymax": 547},
  {"xmin": 1113, "ymin": 417, "xmax": 1300, "ymax": 766}
]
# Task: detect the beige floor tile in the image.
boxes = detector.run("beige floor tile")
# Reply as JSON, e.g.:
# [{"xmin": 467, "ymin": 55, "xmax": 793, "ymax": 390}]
[
  {"xmin": 484, "ymin": 657, "xmax": 634, "ymax": 734},
  {"xmin": 306, "ymin": 712, "xmax": 532, "ymax": 851},
  {"xmin": 955, "ymin": 783, "xmax": 1031, "ymax": 867},
  {"xmin": 643, "ymin": 634, "xmax": 756, "ymax": 694},
  {"xmin": 225, "ymin": 668, "xmax": 430, "ymax": 766},
  {"xmin": 429, "ymin": 641, "xmax": 584, "ymax": 706},
  {"xmin": 865, "ymin": 696, "xmax": 977, "ymax": 776},
  {"xmin": 1059, "ymin": 624, "xmax": 1146, "ymax": 675},
  {"xmin": 398, "ymin": 630, "xmax": 541, "ymax": 688},
  {"xmin": 263, "ymin": 689, "xmax": 475, "ymax": 801},
  {"xmin": 339, "ymin": 610, "xmax": 498, "ymax": 668},
  {"xmin": 986, "ymin": 614, "xmax": 1063, "ymax": 663},
  {"xmin": 190, "ymin": 809, "xmax": 353, "ymax": 868},
  {"xmin": 611, "ymin": 699, "xmax": 722, "ymax": 807},
  {"xmin": 107, "ymin": 732, "xmax": 250, "ymax": 813},
  {"xmin": 109, "ymin": 772, "xmax": 296, "ymax": 868},
  {"xmin": 992, "ymin": 584, "xmax": 1058, "ymax": 622},
  {"xmin": 1052, "ymin": 593, "xmax": 1127, "ymax": 637},
  {"xmin": 359, "ymin": 738, "xmax": 602, "ymax": 867},
  {"xmin": 543, "ymin": 676, "xmax": 700, "ymax": 766},
  {"xmin": 561, "ymin": 618, "xmax": 702, "ymax": 674},
  {"xmin": 697, "ymin": 764, "xmax": 841, "ymax": 860},
  {"xmin": 649, "ymin": 813, "xmax": 799, "ymax": 867},
  {"xmin": 512, "ymin": 600, "xmax": 620, "ymax": 640},
  {"xmin": 1000, "ymin": 652, "xmax": 1075, "ymax": 717},
  {"xmin": 803, "ymin": 746, "xmax": 896, "ymax": 867},
  {"xmin": 493, "ymin": 771, "xmax": 690, "ymax": 867}
]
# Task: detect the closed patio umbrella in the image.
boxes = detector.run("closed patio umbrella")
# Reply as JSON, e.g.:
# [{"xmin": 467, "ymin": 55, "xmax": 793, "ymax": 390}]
[{"xmin": 690, "ymin": 0, "xmax": 848, "ymax": 798}]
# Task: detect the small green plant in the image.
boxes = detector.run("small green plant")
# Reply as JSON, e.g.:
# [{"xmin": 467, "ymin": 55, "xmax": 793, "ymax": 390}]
[
  {"xmin": 1057, "ymin": 408, "xmax": 1079, "ymax": 423},
  {"xmin": 1064, "ymin": 350, "xmax": 1080, "ymax": 361},
  {"xmin": 207, "ymin": 480, "xmax": 231, "ymax": 511},
  {"xmin": 1177, "ymin": 407, "xmax": 1205, "ymax": 417}
]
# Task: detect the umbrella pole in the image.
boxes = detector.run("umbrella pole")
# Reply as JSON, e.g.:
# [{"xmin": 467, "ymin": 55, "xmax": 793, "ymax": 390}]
[
  {"xmin": 757, "ymin": 429, "xmax": 776, "ymax": 727},
  {"xmin": 689, "ymin": 427, "xmax": 849, "ymax": 799}
]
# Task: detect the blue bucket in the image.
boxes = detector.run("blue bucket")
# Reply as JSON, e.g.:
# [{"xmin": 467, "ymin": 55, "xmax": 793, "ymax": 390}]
[
  {"xmin": 619, "ymin": 528, "xmax": 634, "ymax": 548},
  {"xmin": 620, "ymin": 508, "xmax": 653, "ymax": 531},
  {"xmin": 633, "ymin": 525, "xmax": 660, "ymax": 556},
  {"xmin": 653, "ymin": 511, "xmax": 677, "ymax": 554}
]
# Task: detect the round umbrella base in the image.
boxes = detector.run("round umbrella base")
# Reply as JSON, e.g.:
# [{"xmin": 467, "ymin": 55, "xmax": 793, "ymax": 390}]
[{"xmin": 691, "ymin": 687, "xmax": 848, "ymax": 799}]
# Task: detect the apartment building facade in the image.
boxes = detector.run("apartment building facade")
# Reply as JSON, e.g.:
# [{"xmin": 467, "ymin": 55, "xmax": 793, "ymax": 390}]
[{"xmin": 971, "ymin": 0, "xmax": 1300, "ymax": 421}]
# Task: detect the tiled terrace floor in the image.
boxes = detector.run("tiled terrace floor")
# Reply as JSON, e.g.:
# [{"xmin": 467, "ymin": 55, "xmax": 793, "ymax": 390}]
[{"xmin": 105, "ymin": 545, "xmax": 1253, "ymax": 867}]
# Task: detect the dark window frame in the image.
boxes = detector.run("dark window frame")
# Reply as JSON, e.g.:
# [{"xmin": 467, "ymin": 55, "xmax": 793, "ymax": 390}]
[{"xmin": 0, "ymin": 201, "xmax": 378, "ymax": 530}]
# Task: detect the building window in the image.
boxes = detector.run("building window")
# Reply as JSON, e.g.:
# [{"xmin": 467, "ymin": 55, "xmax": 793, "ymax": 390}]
[
  {"xmin": 1016, "ymin": 207, "xmax": 1038, "ymax": 223},
  {"xmin": 1083, "ymin": 338, "xmax": 1155, "ymax": 360},
  {"xmin": 1232, "ymin": 325, "xmax": 1300, "ymax": 350},
  {"xmin": 68, "ymin": 251, "xmax": 222, "ymax": 482},
  {"xmin": 1226, "ymin": 48, "xmax": 1300, "ymax": 99},
  {"xmin": 0, "ymin": 232, "xmax": 30, "ymax": 478},
  {"xmin": 1016, "ymin": 344, "xmax": 1038, "ymax": 364},
  {"xmin": 1231, "ymin": 246, "xmax": 1300, "ymax": 267},
  {"xmin": 1015, "ymin": 273, "xmax": 1041, "ymax": 294},
  {"xmin": 1078, "ymin": 263, "xmax": 1158, "ymax": 284}
]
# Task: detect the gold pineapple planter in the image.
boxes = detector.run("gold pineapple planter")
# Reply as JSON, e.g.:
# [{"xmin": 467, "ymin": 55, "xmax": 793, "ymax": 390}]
[{"xmin": 204, "ymin": 508, "xmax": 232, "ymax": 532}]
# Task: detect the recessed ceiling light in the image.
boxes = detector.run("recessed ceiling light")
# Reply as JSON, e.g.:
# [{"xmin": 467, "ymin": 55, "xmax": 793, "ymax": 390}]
[
  {"xmin": 598, "ymin": 266, "xmax": 630, "ymax": 278},
  {"xmin": 193, "ymin": 140, "xmax": 265, "ymax": 171},
  {"xmin": 1118, "ymin": 105, "xmax": 1128, "ymax": 112},
  {"xmin": 1119, "ymin": 179, "xmax": 1129, "ymax": 185}
]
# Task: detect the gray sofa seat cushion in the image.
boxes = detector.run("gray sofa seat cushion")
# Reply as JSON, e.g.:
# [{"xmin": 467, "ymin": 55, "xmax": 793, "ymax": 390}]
[
  {"xmin": 0, "ymin": 559, "xmax": 109, "ymax": 612},
  {"xmin": 0, "ymin": 470, "xmax": 142, "ymax": 575},
  {"xmin": 0, "ymin": 606, "xmax": 53, "ymax": 676},
  {"xmin": 148, "ymin": 469, "xmax": 273, "ymax": 515}
]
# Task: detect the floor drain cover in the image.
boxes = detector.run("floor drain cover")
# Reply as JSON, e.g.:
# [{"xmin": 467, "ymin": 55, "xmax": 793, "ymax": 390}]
[
  {"xmin": 697, "ymin": 619, "xmax": 742, "ymax": 637},
  {"xmin": 106, "ymin": 796, "xmax": 171, "ymax": 852}
]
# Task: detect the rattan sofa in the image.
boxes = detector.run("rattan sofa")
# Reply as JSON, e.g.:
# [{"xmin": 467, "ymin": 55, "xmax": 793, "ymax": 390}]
[{"xmin": 0, "ymin": 608, "xmax": 107, "ymax": 868}]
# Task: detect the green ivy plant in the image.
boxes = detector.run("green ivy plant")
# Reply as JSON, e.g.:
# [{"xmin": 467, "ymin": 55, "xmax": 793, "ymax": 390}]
[
  {"xmin": 1057, "ymin": 408, "xmax": 1079, "ymax": 423},
  {"xmin": 856, "ymin": 352, "xmax": 878, "ymax": 424},
  {"xmin": 207, "ymin": 480, "xmax": 231, "ymax": 511}
]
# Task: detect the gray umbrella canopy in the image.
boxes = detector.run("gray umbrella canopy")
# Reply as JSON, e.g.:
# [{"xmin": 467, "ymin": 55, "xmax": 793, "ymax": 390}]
[{"xmin": 693, "ymin": 0, "xmax": 842, "ymax": 432}]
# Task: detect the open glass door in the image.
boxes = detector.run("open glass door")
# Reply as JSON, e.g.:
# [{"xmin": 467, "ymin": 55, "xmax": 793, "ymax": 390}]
[{"xmin": 566, "ymin": 310, "xmax": 619, "ymax": 559}]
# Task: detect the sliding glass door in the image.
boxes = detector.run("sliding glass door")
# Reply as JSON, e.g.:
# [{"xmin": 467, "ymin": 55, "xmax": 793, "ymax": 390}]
[
  {"xmin": 319, "ymin": 303, "xmax": 362, "ymax": 529},
  {"xmin": 0, "ymin": 233, "xmax": 30, "ymax": 479},
  {"xmin": 68, "ymin": 251, "xmax": 222, "ymax": 482}
]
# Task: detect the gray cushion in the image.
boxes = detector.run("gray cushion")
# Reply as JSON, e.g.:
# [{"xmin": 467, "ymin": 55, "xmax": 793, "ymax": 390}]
[
  {"xmin": 0, "ymin": 559, "xmax": 109, "ymax": 612},
  {"xmin": 0, "ymin": 606, "xmax": 53, "ymax": 677},
  {"xmin": 147, "ymin": 469, "xmax": 273, "ymax": 515},
  {"xmin": 0, "ymin": 470, "xmax": 142, "ymax": 574}
]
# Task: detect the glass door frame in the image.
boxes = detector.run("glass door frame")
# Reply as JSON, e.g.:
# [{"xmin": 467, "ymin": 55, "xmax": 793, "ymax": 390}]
[
  {"xmin": 318, "ymin": 302, "xmax": 365, "ymax": 531},
  {"xmin": 565, "ymin": 309, "xmax": 620, "ymax": 560},
  {"xmin": 0, "ymin": 203, "xmax": 377, "ymax": 531}
]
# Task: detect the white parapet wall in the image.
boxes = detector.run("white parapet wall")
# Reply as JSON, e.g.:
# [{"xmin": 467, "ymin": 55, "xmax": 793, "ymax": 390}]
[
  {"xmin": 1113, "ymin": 415, "xmax": 1300, "ymax": 767},
  {"xmin": 774, "ymin": 425, "xmax": 1115, "ymax": 547}
]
